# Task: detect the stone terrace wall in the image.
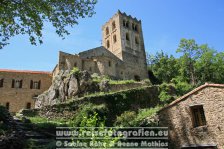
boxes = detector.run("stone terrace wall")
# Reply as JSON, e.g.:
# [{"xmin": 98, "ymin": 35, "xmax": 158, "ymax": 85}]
[
  {"xmin": 26, "ymin": 86, "xmax": 160, "ymax": 125},
  {"xmin": 109, "ymin": 82, "xmax": 147, "ymax": 92}
]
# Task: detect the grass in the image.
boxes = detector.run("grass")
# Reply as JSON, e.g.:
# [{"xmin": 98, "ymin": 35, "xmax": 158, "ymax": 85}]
[
  {"xmin": 25, "ymin": 116, "xmax": 68, "ymax": 134},
  {"xmin": 108, "ymin": 79, "xmax": 136, "ymax": 85}
]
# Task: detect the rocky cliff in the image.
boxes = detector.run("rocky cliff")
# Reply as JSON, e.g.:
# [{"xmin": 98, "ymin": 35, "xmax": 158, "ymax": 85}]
[{"xmin": 35, "ymin": 70, "xmax": 100, "ymax": 108}]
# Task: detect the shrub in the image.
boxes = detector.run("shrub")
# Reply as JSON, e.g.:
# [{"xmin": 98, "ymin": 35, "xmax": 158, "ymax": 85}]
[
  {"xmin": 114, "ymin": 111, "xmax": 137, "ymax": 127},
  {"xmin": 134, "ymin": 106, "xmax": 161, "ymax": 126},
  {"xmin": 69, "ymin": 67, "xmax": 81, "ymax": 78},
  {"xmin": 171, "ymin": 77, "xmax": 193, "ymax": 96},
  {"xmin": 159, "ymin": 83, "xmax": 176, "ymax": 105},
  {"xmin": 69, "ymin": 103, "xmax": 108, "ymax": 127},
  {"xmin": 141, "ymin": 79, "xmax": 152, "ymax": 86}
]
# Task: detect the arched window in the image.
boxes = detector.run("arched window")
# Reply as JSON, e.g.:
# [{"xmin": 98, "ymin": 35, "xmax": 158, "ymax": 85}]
[
  {"xmin": 106, "ymin": 27, "xmax": 109, "ymax": 35},
  {"xmin": 135, "ymin": 36, "xmax": 139, "ymax": 44},
  {"xmin": 126, "ymin": 21, "xmax": 129, "ymax": 28},
  {"xmin": 132, "ymin": 23, "xmax": 135, "ymax": 30},
  {"xmin": 135, "ymin": 25, "xmax": 138, "ymax": 32},
  {"xmin": 112, "ymin": 21, "xmax": 116, "ymax": 30},
  {"xmin": 123, "ymin": 20, "xmax": 126, "ymax": 27},
  {"xmin": 107, "ymin": 40, "xmax": 110, "ymax": 48},
  {"xmin": 126, "ymin": 33, "xmax": 130, "ymax": 41},
  {"xmin": 113, "ymin": 35, "xmax": 117, "ymax": 43}
]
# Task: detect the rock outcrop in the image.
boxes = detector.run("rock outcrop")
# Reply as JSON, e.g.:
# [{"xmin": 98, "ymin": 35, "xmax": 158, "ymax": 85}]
[{"xmin": 35, "ymin": 70, "xmax": 99, "ymax": 108}]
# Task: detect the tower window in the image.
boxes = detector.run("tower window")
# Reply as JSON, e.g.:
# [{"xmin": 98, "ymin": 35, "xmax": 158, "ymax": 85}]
[
  {"xmin": 123, "ymin": 20, "xmax": 126, "ymax": 27},
  {"xmin": 112, "ymin": 21, "xmax": 116, "ymax": 30},
  {"xmin": 6, "ymin": 102, "xmax": 9, "ymax": 110},
  {"xmin": 26, "ymin": 103, "xmax": 31, "ymax": 109},
  {"xmin": 106, "ymin": 27, "xmax": 109, "ymax": 35},
  {"xmin": 126, "ymin": 21, "xmax": 129, "ymax": 28},
  {"xmin": 12, "ymin": 79, "xmax": 22, "ymax": 88},
  {"xmin": 113, "ymin": 35, "xmax": 117, "ymax": 43},
  {"xmin": 126, "ymin": 33, "xmax": 130, "ymax": 41},
  {"xmin": 107, "ymin": 40, "xmax": 110, "ymax": 48},
  {"xmin": 0, "ymin": 79, "xmax": 3, "ymax": 88},
  {"xmin": 191, "ymin": 105, "xmax": 206, "ymax": 127},
  {"xmin": 108, "ymin": 61, "xmax": 111, "ymax": 67},
  {"xmin": 132, "ymin": 23, "xmax": 135, "ymax": 30},
  {"xmin": 135, "ymin": 36, "xmax": 139, "ymax": 44},
  {"xmin": 134, "ymin": 25, "xmax": 139, "ymax": 32},
  {"xmin": 74, "ymin": 62, "xmax": 77, "ymax": 67}
]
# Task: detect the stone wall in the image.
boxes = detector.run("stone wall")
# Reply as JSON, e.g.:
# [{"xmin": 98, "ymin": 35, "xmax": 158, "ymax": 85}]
[
  {"xmin": 109, "ymin": 82, "xmax": 147, "ymax": 92},
  {"xmin": 158, "ymin": 84, "xmax": 224, "ymax": 149},
  {"xmin": 26, "ymin": 86, "xmax": 160, "ymax": 125},
  {"xmin": 0, "ymin": 70, "xmax": 52, "ymax": 113}
]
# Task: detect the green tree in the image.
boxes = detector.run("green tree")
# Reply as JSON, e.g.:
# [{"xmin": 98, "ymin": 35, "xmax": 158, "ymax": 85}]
[
  {"xmin": 0, "ymin": 0, "xmax": 97, "ymax": 48},
  {"xmin": 176, "ymin": 38, "xmax": 201, "ymax": 85},
  {"xmin": 148, "ymin": 51, "xmax": 178, "ymax": 83}
]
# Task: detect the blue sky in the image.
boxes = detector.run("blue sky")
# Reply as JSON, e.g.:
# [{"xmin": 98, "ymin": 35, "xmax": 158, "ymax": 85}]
[{"xmin": 1, "ymin": 0, "xmax": 224, "ymax": 71}]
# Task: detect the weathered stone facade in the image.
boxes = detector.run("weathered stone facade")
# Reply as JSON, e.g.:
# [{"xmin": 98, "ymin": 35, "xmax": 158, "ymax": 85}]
[
  {"xmin": 158, "ymin": 83, "xmax": 224, "ymax": 149},
  {"xmin": 0, "ymin": 69, "xmax": 52, "ymax": 113},
  {"xmin": 53, "ymin": 11, "xmax": 148, "ymax": 80}
]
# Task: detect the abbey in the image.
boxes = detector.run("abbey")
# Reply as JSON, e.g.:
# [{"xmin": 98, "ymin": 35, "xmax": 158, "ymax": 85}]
[
  {"xmin": 53, "ymin": 10, "xmax": 148, "ymax": 81},
  {"xmin": 0, "ymin": 11, "xmax": 148, "ymax": 112}
]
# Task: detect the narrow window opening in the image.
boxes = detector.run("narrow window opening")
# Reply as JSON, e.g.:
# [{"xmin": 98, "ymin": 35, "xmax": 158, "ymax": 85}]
[
  {"xmin": 126, "ymin": 21, "xmax": 129, "ymax": 28},
  {"xmin": 191, "ymin": 105, "xmax": 206, "ymax": 127},
  {"xmin": 123, "ymin": 20, "xmax": 126, "ymax": 27},
  {"xmin": 135, "ymin": 36, "xmax": 139, "ymax": 44},
  {"xmin": 113, "ymin": 35, "xmax": 117, "ymax": 43},
  {"xmin": 134, "ymin": 75, "xmax": 141, "ymax": 81},
  {"xmin": 106, "ymin": 27, "xmax": 109, "ymax": 35},
  {"xmin": 108, "ymin": 61, "xmax": 111, "ymax": 67},
  {"xmin": 74, "ymin": 62, "xmax": 77, "ymax": 67},
  {"xmin": 132, "ymin": 23, "xmax": 135, "ymax": 30},
  {"xmin": 26, "ymin": 102, "xmax": 31, "ymax": 109},
  {"xmin": 126, "ymin": 33, "xmax": 130, "ymax": 41},
  {"xmin": 107, "ymin": 40, "xmax": 110, "ymax": 48},
  {"xmin": 6, "ymin": 102, "xmax": 9, "ymax": 110},
  {"xmin": 134, "ymin": 25, "xmax": 138, "ymax": 32},
  {"xmin": 89, "ymin": 67, "xmax": 92, "ymax": 72},
  {"xmin": 112, "ymin": 21, "xmax": 116, "ymax": 30},
  {"xmin": 0, "ymin": 79, "xmax": 4, "ymax": 88}
]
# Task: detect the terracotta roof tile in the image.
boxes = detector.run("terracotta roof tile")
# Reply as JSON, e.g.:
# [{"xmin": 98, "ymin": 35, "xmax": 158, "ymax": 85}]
[{"xmin": 0, "ymin": 69, "xmax": 52, "ymax": 75}]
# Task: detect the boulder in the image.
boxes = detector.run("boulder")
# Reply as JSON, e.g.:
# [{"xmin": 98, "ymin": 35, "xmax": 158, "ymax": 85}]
[{"xmin": 35, "ymin": 70, "xmax": 99, "ymax": 108}]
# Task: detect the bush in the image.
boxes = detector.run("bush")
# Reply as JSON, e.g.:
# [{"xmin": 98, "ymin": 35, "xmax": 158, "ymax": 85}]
[
  {"xmin": 69, "ymin": 103, "xmax": 108, "ymax": 127},
  {"xmin": 69, "ymin": 67, "xmax": 81, "ymax": 78},
  {"xmin": 141, "ymin": 79, "xmax": 152, "ymax": 86},
  {"xmin": 134, "ymin": 106, "xmax": 161, "ymax": 126},
  {"xmin": 114, "ymin": 107, "xmax": 161, "ymax": 127},
  {"xmin": 114, "ymin": 111, "xmax": 137, "ymax": 127},
  {"xmin": 159, "ymin": 83, "xmax": 176, "ymax": 105},
  {"xmin": 171, "ymin": 77, "xmax": 193, "ymax": 96}
]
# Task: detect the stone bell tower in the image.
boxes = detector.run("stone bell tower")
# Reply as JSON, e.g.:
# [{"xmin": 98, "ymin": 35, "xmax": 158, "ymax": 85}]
[{"xmin": 102, "ymin": 10, "xmax": 148, "ymax": 80}]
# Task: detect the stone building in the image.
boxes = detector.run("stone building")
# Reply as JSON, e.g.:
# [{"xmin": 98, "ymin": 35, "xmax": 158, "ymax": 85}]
[
  {"xmin": 0, "ymin": 11, "xmax": 148, "ymax": 112},
  {"xmin": 53, "ymin": 10, "xmax": 148, "ymax": 80},
  {"xmin": 158, "ymin": 83, "xmax": 224, "ymax": 149},
  {"xmin": 0, "ymin": 69, "xmax": 52, "ymax": 113}
]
